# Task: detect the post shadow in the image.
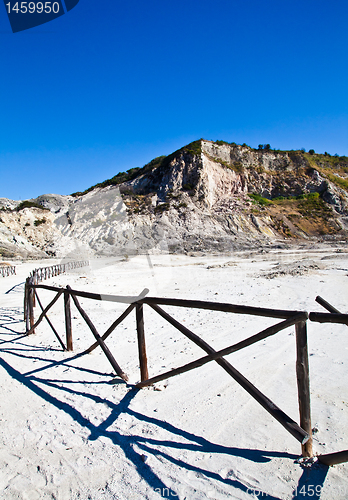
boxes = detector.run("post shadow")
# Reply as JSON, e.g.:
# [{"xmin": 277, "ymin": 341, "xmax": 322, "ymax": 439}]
[
  {"xmin": 292, "ymin": 463, "xmax": 329, "ymax": 499},
  {"xmin": 0, "ymin": 306, "xmax": 26, "ymax": 334}
]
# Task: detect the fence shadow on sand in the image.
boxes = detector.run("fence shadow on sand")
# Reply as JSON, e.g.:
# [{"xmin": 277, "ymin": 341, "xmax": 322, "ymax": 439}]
[{"xmin": 0, "ymin": 339, "xmax": 297, "ymax": 500}]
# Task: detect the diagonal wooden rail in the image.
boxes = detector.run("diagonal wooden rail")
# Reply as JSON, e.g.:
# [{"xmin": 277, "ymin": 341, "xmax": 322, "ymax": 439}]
[
  {"xmin": 34, "ymin": 289, "xmax": 66, "ymax": 350},
  {"xmin": 136, "ymin": 312, "xmax": 307, "ymax": 388},
  {"xmin": 310, "ymin": 296, "xmax": 348, "ymax": 466},
  {"xmin": 67, "ymin": 286, "xmax": 129, "ymax": 382},
  {"xmin": 84, "ymin": 304, "xmax": 136, "ymax": 354},
  {"xmin": 26, "ymin": 288, "xmax": 64, "ymax": 336}
]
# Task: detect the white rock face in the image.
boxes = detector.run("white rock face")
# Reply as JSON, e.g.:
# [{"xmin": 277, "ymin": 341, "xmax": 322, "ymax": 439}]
[
  {"xmin": 33, "ymin": 193, "xmax": 74, "ymax": 214},
  {"xmin": 0, "ymin": 206, "xmax": 81, "ymax": 259},
  {"xmin": 55, "ymin": 187, "xmax": 135, "ymax": 256},
  {"xmin": 200, "ymin": 154, "xmax": 247, "ymax": 208}
]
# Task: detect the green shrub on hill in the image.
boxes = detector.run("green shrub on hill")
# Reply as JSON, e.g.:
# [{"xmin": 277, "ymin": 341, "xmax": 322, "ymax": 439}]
[
  {"xmin": 16, "ymin": 201, "xmax": 48, "ymax": 211},
  {"xmin": 34, "ymin": 218, "xmax": 47, "ymax": 226},
  {"xmin": 248, "ymin": 193, "xmax": 272, "ymax": 205}
]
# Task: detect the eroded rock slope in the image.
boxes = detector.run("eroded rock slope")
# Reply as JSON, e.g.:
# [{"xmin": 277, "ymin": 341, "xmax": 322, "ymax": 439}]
[{"xmin": 1, "ymin": 140, "xmax": 347, "ymax": 258}]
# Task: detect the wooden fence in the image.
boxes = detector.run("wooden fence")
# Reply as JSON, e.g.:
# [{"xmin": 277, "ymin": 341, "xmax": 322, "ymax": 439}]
[
  {"xmin": 24, "ymin": 261, "xmax": 89, "ymax": 328},
  {"xmin": 29, "ymin": 260, "xmax": 89, "ymax": 283},
  {"xmin": 24, "ymin": 281, "xmax": 314, "ymax": 458},
  {"xmin": 309, "ymin": 296, "xmax": 348, "ymax": 467},
  {"xmin": 0, "ymin": 265, "xmax": 16, "ymax": 277}
]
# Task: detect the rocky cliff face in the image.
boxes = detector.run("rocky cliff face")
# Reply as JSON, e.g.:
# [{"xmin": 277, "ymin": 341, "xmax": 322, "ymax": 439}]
[{"xmin": 1, "ymin": 140, "xmax": 347, "ymax": 259}]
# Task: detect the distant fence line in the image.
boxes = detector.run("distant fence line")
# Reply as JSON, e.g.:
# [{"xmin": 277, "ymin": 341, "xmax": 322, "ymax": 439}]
[
  {"xmin": 24, "ymin": 260, "xmax": 89, "ymax": 326},
  {"xmin": 0, "ymin": 265, "xmax": 16, "ymax": 278},
  {"xmin": 24, "ymin": 280, "xmax": 314, "ymax": 459},
  {"xmin": 29, "ymin": 260, "xmax": 89, "ymax": 283}
]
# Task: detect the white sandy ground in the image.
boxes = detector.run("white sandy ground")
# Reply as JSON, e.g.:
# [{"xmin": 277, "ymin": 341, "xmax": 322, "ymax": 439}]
[{"xmin": 0, "ymin": 247, "xmax": 347, "ymax": 500}]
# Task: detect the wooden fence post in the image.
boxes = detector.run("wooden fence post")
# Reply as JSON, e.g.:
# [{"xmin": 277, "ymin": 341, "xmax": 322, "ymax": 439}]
[
  {"xmin": 64, "ymin": 287, "xmax": 73, "ymax": 351},
  {"xmin": 28, "ymin": 278, "xmax": 35, "ymax": 334},
  {"xmin": 136, "ymin": 304, "xmax": 148, "ymax": 381},
  {"xmin": 295, "ymin": 320, "xmax": 313, "ymax": 457},
  {"xmin": 24, "ymin": 278, "xmax": 30, "ymax": 331},
  {"xmin": 24, "ymin": 278, "xmax": 28, "ymax": 322},
  {"xmin": 32, "ymin": 272, "xmax": 37, "ymax": 307}
]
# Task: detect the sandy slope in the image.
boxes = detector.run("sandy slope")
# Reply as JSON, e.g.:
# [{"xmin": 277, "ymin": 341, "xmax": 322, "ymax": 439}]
[{"xmin": 0, "ymin": 248, "xmax": 347, "ymax": 500}]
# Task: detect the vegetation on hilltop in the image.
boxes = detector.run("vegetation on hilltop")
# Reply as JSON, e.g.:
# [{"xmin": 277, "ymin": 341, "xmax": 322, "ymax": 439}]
[
  {"xmin": 0, "ymin": 201, "xmax": 49, "ymax": 212},
  {"xmin": 249, "ymin": 191, "xmax": 341, "ymax": 238},
  {"xmin": 248, "ymin": 192, "xmax": 321, "ymax": 206},
  {"xmin": 16, "ymin": 200, "xmax": 49, "ymax": 211},
  {"xmin": 71, "ymin": 140, "xmax": 202, "ymax": 197},
  {"xmin": 304, "ymin": 152, "xmax": 348, "ymax": 192}
]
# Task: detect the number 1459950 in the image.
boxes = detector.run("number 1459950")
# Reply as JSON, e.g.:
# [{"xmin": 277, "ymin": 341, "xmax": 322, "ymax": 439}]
[{"xmin": 6, "ymin": 2, "xmax": 60, "ymax": 14}]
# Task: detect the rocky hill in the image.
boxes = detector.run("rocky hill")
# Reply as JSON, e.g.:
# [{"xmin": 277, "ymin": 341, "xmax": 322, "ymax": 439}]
[{"xmin": 1, "ymin": 140, "xmax": 348, "ymax": 259}]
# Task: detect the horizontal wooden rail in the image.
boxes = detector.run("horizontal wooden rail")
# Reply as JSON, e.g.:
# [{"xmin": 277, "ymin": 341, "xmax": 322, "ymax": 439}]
[
  {"xmin": 30, "ymin": 284, "xmax": 149, "ymax": 304},
  {"xmin": 140, "ymin": 297, "xmax": 304, "ymax": 319},
  {"xmin": 309, "ymin": 312, "xmax": 348, "ymax": 325},
  {"xmin": 310, "ymin": 295, "xmax": 346, "ymax": 324},
  {"xmin": 27, "ymin": 286, "xmax": 305, "ymax": 319},
  {"xmin": 318, "ymin": 450, "xmax": 348, "ymax": 466}
]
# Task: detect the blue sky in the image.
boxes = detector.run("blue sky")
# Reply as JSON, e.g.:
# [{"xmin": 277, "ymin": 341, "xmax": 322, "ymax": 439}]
[{"xmin": 0, "ymin": 0, "xmax": 347, "ymax": 200}]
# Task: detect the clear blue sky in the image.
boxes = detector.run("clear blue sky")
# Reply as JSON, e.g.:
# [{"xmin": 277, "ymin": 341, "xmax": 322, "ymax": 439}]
[{"xmin": 1, "ymin": 0, "xmax": 347, "ymax": 200}]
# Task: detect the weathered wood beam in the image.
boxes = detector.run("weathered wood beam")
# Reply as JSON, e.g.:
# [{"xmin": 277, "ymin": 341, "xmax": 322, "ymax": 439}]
[
  {"xmin": 26, "ymin": 290, "xmax": 64, "ymax": 336},
  {"xmin": 318, "ymin": 450, "xmax": 348, "ymax": 466},
  {"xmin": 309, "ymin": 312, "xmax": 348, "ymax": 325},
  {"xmin": 295, "ymin": 321, "xmax": 313, "ymax": 457},
  {"xmin": 24, "ymin": 278, "xmax": 28, "ymax": 323},
  {"xmin": 136, "ymin": 304, "xmax": 148, "ymax": 382},
  {"xmin": 64, "ymin": 288, "xmax": 73, "ymax": 351},
  {"xmin": 141, "ymin": 297, "xmax": 303, "ymax": 319},
  {"xmin": 84, "ymin": 303, "xmax": 136, "ymax": 354},
  {"xmin": 34, "ymin": 290, "xmax": 66, "ymax": 351},
  {"xmin": 32, "ymin": 285, "xmax": 149, "ymax": 305}
]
